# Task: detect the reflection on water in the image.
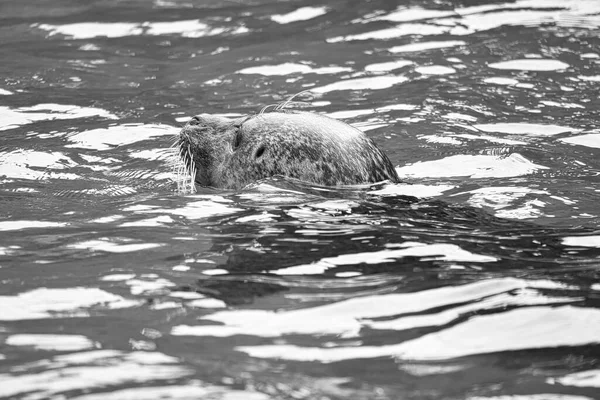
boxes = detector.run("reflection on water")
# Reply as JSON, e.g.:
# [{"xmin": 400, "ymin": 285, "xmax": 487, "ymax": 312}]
[{"xmin": 1, "ymin": 0, "xmax": 600, "ymax": 399}]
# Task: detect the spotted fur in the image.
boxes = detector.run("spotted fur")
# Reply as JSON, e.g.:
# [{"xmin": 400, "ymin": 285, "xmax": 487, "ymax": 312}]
[{"xmin": 176, "ymin": 110, "xmax": 399, "ymax": 191}]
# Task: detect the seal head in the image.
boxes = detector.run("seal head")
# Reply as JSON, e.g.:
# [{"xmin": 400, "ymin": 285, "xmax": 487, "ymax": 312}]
[{"xmin": 177, "ymin": 110, "xmax": 399, "ymax": 190}]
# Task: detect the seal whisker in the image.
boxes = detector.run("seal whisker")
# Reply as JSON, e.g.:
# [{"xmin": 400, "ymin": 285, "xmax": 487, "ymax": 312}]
[
  {"xmin": 187, "ymin": 144, "xmax": 196, "ymax": 193},
  {"xmin": 170, "ymin": 137, "xmax": 196, "ymax": 194},
  {"xmin": 275, "ymin": 90, "xmax": 312, "ymax": 111},
  {"xmin": 259, "ymin": 104, "xmax": 279, "ymax": 115}
]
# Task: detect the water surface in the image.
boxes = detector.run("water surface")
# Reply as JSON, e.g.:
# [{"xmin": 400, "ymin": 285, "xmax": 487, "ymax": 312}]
[{"xmin": 1, "ymin": 0, "xmax": 600, "ymax": 399}]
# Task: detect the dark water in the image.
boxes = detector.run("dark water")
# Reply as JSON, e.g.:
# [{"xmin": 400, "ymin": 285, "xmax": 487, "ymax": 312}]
[{"xmin": 1, "ymin": 0, "xmax": 600, "ymax": 399}]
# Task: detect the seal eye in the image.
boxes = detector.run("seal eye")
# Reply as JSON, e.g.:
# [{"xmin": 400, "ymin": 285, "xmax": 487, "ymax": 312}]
[
  {"xmin": 255, "ymin": 145, "xmax": 265, "ymax": 159},
  {"xmin": 232, "ymin": 129, "xmax": 243, "ymax": 150},
  {"xmin": 189, "ymin": 116, "xmax": 201, "ymax": 126}
]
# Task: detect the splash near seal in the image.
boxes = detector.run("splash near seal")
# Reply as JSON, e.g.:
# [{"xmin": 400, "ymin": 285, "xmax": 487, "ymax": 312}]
[{"xmin": 174, "ymin": 103, "xmax": 399, "ymax": 191}]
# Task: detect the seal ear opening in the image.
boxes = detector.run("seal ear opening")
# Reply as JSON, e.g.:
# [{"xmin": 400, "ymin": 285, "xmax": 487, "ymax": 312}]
[
  {"xmin": 255, "ymin": 145, "xmax": 266, "ymax": 159},
  {"xmin": 233, "ymin": 129, "xmax": 243, "ymax": 150}
]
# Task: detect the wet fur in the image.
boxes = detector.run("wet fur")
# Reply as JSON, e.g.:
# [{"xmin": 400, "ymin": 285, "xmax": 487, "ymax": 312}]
[{"xmin": 175, "ymin": 109, "xmax": 399, "ymax": 191}]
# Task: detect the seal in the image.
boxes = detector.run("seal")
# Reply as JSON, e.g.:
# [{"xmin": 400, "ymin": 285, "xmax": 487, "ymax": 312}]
[{"xmin": 175, "ymin": 110, "xmax": 399, "ymax": 191}]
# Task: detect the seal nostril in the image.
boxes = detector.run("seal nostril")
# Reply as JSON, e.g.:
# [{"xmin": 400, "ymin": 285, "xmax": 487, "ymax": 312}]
[
  {"xmin": 255, "ymin": 145, "xmax": 265, "ymax": 159},
  {"xmin": 188, "ymin": 116, "xmax": 201, "ymax": 126}
]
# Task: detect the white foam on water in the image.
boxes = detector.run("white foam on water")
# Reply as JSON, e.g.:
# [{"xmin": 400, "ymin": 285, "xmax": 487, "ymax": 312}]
[
  {"xmin": 373, "ymin": 7, "xmax": 456, "ymax": 22},
  {"xmin": 306, "ymin": 199, "xmax": 360, "ymax": 212},
  {"xmin": 271, "ymin": 6, "xmax": 328, "ymax": 24},
  {"xmin": 100, "ymin": 274, "xmax": 136, "ymax": 281},
  {"xmin": 123, "ymin": 204, "xmax": 161, "ymax": 212},
  {"xmin": 187, "ymin": 298, "xmax": 227, "ymax": 308},
  {"xmin": 389, "ymin": 306, "xmax": 600, "ymax": 360},
  {"xmin": 271, "ymin": 242, "xmax": 496, "ymax": 275},
  {"xmin": 173, "ymin": 279, "xmax": 574, "ymax": 363},
  {"xmin": 0, "ymin": 150, "xmax": 80, "ymax": 180},
  {"xmin": 472, "ymin": 188, "xmax": 548, "ymax": 219},
  {"xmin": 516, "ymin": 83, "xmax": 535, "ymax": 89},
  {"xmin": 419, "ymin": 135, "xmax": 463, "ymax": 145},
  {"xmin": 138, "ymin": 200, "xmax": 244, "ymax": 220},
  {"xmin": 328, "ymin": 24, "xmax": 451, "ymax": 43},
  {"xmin": 0, "ymin": 220, "xmax": 68, "ymax": 231},
  {"xmin": 235, "ymin": 212, "xmax": 278, "ymax": 223},
  {"xmin": 548, "ymin": 369, "xmax": 600, "ymax": 388},
  {"xmin": 467, "ymin": 395, "xmax": 593, "ymax": 400},
  {"xmin": 0, "ymin": 350, "xmax": 194, "ymax": 399},
  {"xmin": 488, "ymin": 59, "xmax": 569, "ymax": 71},
  {"xmin": 294, "ymin": 227, "xmax": 354, "ymax": 236},
  {"xmin": 577, "ymin": 75, "xmax": 600, "ymax": 81},
  {"xmin": 238, "ymin": 63, "xmax": 309, "ymax": 75},
  {"xmin": 396, "ymin": 117, "xmax": 425, "ymax": 123},
  {"xmin": 0, "ymin": 88, "xmax": 13, "ymax": 95},
  {"xmin": 396, "ymin": 154, "xmax": 548, "ymax": 179},
  {"xmin": 6, "ymin": 334, "xmax": 97, "ymax": 351},
  {"xmin": 237, "ymin": 62, "xmax": 351, "ymax": 76},
  {"xmin": 540, "ymin": 100, "xmax": 585, "ymax": 109},
  {"xmin": 270, "ymin": 263, "xmax": 329, "ymax": 275},
  {"xmin": 34, "ymin": 20, "xmax": 248, "ymax": 39},
  {"xmin": 369, "ymin": 183, "xmax": 456, "ymax": 198},
  {"xmin": 335, "ymin": 271, "xmax": 362, "ymax": 277},
  {"xmin": 415, "ymin": 65, "xmax": 456, "ymax": 75},
  {"xmin": 364, "ymin": 60, "xmax": 413, "ymax": 72},
  {"xmin": 388, "ymin": 40, "xmax": 466, "ymax": 53},
  {"xmin": 0, "ymin": 103, "xmax": 116, "ymax": 131},
  {"xmin": 169, "ymin": 291, "xmax": 204, "ymax": 300},
  {"xmin": 328, "ymin": 0, "xmax": 600, "ymax": 45},
  {"xmin": 377, "ymin": 104, "xmax": 419, "ymax": 111},
  {"xmin": 0, "ymin": 287, "xmax": 139, "ymax": 321},
  {"xmin": 236, "ymin": 305, "xmax": 599, "ymax": 363},
  {"xmin": 174, "ymin": 279, "xmax": 544, "ymax": 339},
  {"xmin": 70, "ymin": 384, "xmax": 270, "ymax": 400},
  {"xmin": 128, "ymin": 148, "xmax": 175, "ymax": 161},
  {"xmin": 444, "ymin": 0, "xmax": 600, "ymax": 35},
  {"xmin": 312, "ymin": 76, "xmax": 408, "ymax": 93},
  {"xmin": 562, "ymin": 235, "xmax": 600, "ymax": 247},
  {"xmin": 449, "ymin": 10, "xmax": 560, "ymax": 35},
  {"xmin": 67, "ymin": 124, "xmax": 178, "ymax": 151},
  {"xmin": 35, "ymin": 22, "xmax": 141, "ymax": 38},
  {"xmin": 144, "ymin": 20, "xmax": 247, "ymax": 37},
  {"xmin": 150, "ymin": 301, "xmax": 180, "ymax": 310},
  {"xmin": 79, "ymin": 154, "xmax": 120, "ymax": 164},
  {"xmin": 0, "ymin": 246, "xmax": 20, "ymax": 255},
  {"xmin": 326, "ymin": 109, "xmax": 374, "ymax": 119},
  {"xmin": 353, "ymin": 122, "xmax": 390, "ymax": 132},
  {"xmin": 120, "ymin": 216, "xmax": 175, "ymax": 227},
  {"xmin": 560, "ymin": 133, "xmax": 600, "ymax": 149},
  {"xmin": 442, "ymin": 113, "xmax": 477, "ymax": 122},
  {"xmin": 125, "ymin": 277, "xmax": 175, "ymax": 296},
  {"xmin": 365, "ymin": 287, "xmax": 578, "ymax": 332},
  {"xmin": 69, "ymin": 239, "xmax": 162, "ymax": 253},
  {"xmin": 474, "ymin": 122, "xmax": 581, "ymax": 136},
  {"xmin": 483, "ymin": 77, "xmax": 519, "ymax": 85},
  {"xmin": 202, "ymin": 269, "xmax": 229, "ymax": 275},
  {"xmin": 399, "ymin": 363, "xmax": 467, "ymax": 377},
  {"xmin": 90, "ymin": 215, "xmax": 124, "ymax": 223}
]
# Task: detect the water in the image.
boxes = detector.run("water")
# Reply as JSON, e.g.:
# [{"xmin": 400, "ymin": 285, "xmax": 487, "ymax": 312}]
[{"xmin": 1, "ymin": 0, "xmax": 600, "ymax": 399}]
